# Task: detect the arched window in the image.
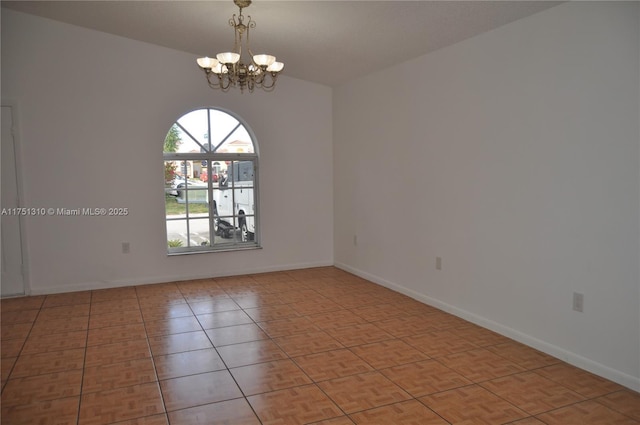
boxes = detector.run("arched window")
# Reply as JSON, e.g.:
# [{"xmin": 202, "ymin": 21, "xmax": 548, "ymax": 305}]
[{"xmin": 164, "ymin": 108, "xmax": 259, "ymax": 254}]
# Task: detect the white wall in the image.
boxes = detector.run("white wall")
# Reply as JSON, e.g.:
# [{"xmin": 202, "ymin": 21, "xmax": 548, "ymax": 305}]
[
  {"xmin": 334, "ymin": 2, "xmax": 640, "ymax": 390},
  {"xmin": 1, "ymin": 9, "xmax": 333, "ymax": 294}
]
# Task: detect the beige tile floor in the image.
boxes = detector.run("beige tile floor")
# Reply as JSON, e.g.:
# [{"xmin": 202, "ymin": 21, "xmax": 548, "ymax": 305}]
[{"xmin": 1, "ymin": 267, "xmax": 639, "ymax": 424}]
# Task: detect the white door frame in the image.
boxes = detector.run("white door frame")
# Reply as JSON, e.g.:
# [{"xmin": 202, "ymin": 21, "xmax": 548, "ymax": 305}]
[{"xmin": 2, "ymin": 100, "xmax": 30, "ymax": 296}]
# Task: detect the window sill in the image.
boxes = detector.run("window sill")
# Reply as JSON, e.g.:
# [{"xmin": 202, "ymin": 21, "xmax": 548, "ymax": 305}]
[{"xmin": 167, "ymin": 244, "xmax": 262, "ymax": 256}]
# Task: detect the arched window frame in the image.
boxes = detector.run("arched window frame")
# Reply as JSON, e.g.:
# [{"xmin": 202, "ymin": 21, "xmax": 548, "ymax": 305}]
[{"xmin": 163, "ymin": 107, "xmax": 260, "ymax": 254}]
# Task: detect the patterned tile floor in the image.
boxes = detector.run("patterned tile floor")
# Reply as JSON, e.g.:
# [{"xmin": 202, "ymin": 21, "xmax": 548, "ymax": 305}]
[{"xmin": 1, "ymin": 267, "xmax": 639, "ymax": 424}]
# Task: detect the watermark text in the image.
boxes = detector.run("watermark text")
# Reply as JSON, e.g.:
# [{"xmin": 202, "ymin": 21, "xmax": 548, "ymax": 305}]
[{"xmin": 2, "ymin": 207, "xmax": 130, "ymax": 216}]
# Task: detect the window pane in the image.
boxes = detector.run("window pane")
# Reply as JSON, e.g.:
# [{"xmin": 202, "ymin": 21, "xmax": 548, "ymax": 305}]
[
  {"xmin": 229, "ymin": 160, "xmax": 254, "ymax": 184},
  {"xmin": 166, "ymin": 162, "xmax": 186, "ymax": 216},
  {"xmin": 188, "ymin": 217, "xmax": 211, "ymax": 247},
  {"xmin": 213, "ymin": 186, "xmax": 233, "ymax": 221},
  {"xmin": 213, "ymin": 215, "xmax": 238, "ymax": 243},
  {"xmin": 164, "ymin": 160, "xmax": 178, "ymax": 186},
  {"xmin": 167, "ymin": 219, "xmax": 187, "ymax": 250},
  {"xmin": 240, "ymin": 211, "xmax": 256, "ymax": 242},
  {"xmin": 209, "ymin": 110, "xmax": 240, "ymax": 152},
  {"xmin": 179, "ymin": 187, "xmax": 208, "ymax": 206},
  {"xmin": 163, "ymin": 126, "xmax": 182, "ymax": 154},
  {"xmin": 233, "ymin": 187, "xmax": 253, "ymax": 214},
  {"xmin": 166, "ymin": 194, "xmax": 187, "ymax": 216},
  {"xmin": 216, "ymin": 125, "xmax": 254, "ymax": 154},
  {"xmin": 177, "ymin": 110, "xmax": 210, "ymax": 151}
]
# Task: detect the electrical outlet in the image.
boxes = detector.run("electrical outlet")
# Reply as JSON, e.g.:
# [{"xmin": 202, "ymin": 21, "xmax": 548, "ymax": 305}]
[
  {"xmin": 436, "ymin": 257, "xmax": 442, "ymax": 270},
  {"xmin": 122, "ymin": 242, "xmax": 130, "ymax": 254},
  {"xmin": 572, "ymin": 292, "xmax": 584, "ymax": 312}
]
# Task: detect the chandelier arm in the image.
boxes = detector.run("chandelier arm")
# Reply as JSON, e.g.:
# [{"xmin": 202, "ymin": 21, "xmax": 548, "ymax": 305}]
[
  {"xmin": 260, "ymin": 72, "xmax": 278, "ymax": 90},
  {"xmin": 205, "ymin": 71, "xmax": 222, "ymax": 89},
  {"xmin": 220, "ymin": 73, "xmax": 233, "ymax": 90},
  {"xmin": 205, "ymin": 72, "xmax": 234, "ymax": 92},
  {"xmin": 246, "ymin": 16, "xmax": 255, "ymax": 55},
  {"xmin": 253, "ymin": 69, "xmax": 265, "ymax": 85},
  {"xmin": 198, "ymin": 0, "xmax": 282, "ymax": 93}
]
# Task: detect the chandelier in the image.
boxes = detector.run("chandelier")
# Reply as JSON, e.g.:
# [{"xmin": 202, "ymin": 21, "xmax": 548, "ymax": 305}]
[{"xmin": 197, "ymin": 0, "xmax": 284, "ymax": 93}]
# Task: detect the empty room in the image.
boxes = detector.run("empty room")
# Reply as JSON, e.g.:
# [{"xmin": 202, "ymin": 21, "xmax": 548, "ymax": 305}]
[{"xmin": 1, "ymin": 1, "xmax": 639, "ymax": 424}]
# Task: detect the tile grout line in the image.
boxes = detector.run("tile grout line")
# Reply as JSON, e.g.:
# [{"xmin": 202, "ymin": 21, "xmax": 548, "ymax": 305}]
[
  {"xmin": 259, "ymin": 280, "xmax": 350, "ymax": 424},
  {"xmin": 75, "ymin": 291, "xmax": 93, "ymax": 425},
  {"xmin": 237, "ymin": 281, "xmax": 444, "ymax": 423},
  {"xmin": 134, "ymin": 285, "xmax": 171, "ymax": 425},
  {"xmin": 0, "ymin": 297, "xmax": 43, "ymax": 392},
  {"xmin": 178, "ymin": 278, "xmax": 267, "ymax": 425},
  {"xmin": 306, "ymin": 300, "xmax": 452, "ymax": 424}
]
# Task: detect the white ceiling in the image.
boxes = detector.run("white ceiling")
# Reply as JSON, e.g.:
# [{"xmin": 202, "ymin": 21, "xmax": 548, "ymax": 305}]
[{"xmin": 2, "ymin": 1, "xmax": 562, "ymax": 87}]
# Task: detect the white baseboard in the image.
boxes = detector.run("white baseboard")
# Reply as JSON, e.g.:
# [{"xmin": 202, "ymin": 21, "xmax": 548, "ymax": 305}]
[
  {"xmin": 335, "ymin": 262, "xmax": 640, "ymax": 392},
  {"xmin": 29, "ymin": 260, "xmax": 334, "ymax": 295}
]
